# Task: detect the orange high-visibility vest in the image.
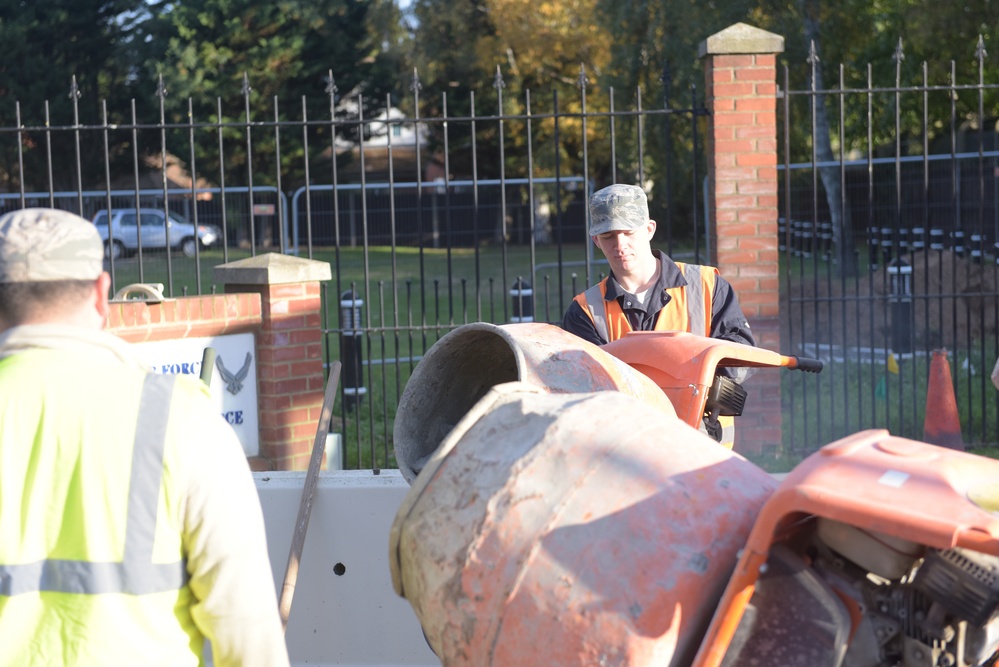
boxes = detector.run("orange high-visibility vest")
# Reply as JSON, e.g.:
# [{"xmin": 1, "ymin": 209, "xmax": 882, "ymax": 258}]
[
  {"xmin": 572, "ymin": 262, "xmax": 735, "ymax": 448},
  {"xmin": 572, "ymin": 262, "xmax": 717, "ymax": 340}
]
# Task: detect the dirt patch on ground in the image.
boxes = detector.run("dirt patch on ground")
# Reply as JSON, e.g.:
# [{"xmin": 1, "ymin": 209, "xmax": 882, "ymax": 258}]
[{"xmin": 784, "ymin": 250, "xmax": 999, "ymax": 351}]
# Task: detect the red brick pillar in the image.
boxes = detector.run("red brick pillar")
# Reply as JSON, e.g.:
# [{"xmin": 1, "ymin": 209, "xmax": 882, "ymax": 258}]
[
  {"xmin": 215, "ymin": 253, "xmax": 332, "ymax": 471},
  {"xmin": 700, "ymin": 23, "xmax": 785, "ymax": 455}
]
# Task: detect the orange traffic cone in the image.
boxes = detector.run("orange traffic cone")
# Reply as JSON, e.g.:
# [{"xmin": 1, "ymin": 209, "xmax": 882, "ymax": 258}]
[{"xmin": 923, "ymin": 349, "xmax": 964, "ymax": 451}]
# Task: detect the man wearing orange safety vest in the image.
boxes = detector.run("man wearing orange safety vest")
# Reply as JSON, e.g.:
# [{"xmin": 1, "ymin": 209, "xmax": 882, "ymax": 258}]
[
  {"xmin": 561, "ymin": 184, "xmax": 756, "ymax": 447},
  {"xmin": 0, "ymin": 208, "xmax": 289, "ymax": 667}
]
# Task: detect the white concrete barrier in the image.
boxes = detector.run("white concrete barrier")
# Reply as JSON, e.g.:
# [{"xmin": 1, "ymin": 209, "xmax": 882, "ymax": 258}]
[{"xmin": 254, "ymin": 470, "xmax": 438, "ymax": 667}]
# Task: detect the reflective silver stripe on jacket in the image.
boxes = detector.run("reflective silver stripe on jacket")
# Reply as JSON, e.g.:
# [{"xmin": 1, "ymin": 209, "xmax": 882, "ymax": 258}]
[
  {"xmin": 0, "ymin": 373, "xmax": 188, "ymax": 597},
  {"xmin": 583, "ymin": 283, "xmax": 608, "ymax": 342},
  {"xmin": 682, "ymin": 263, "xmax": 708, "ymax": 336}
]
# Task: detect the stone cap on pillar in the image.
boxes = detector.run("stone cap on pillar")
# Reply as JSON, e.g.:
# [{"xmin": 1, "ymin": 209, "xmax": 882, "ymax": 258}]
[
  {"xmin": 699, "ymin": 22, "xmax": 784, "ymax": 58},
  {"xmin": 214, "ymin": 252, "xmax": 331, "ymax": 286}
]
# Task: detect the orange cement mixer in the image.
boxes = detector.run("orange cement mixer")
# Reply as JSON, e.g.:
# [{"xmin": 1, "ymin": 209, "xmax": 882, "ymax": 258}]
[{"xmin": 390, "ymin": 323, "xmax": 999, "ymax": 667}]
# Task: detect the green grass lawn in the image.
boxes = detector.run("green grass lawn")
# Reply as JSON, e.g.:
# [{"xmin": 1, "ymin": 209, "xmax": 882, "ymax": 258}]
[
  {"xmin": 105, "ymin": 242, "xmax": 615, "ymax": 469},
  {"xmin": 105, "ymin": 242, "xmax": 608, "ymax": 321},
  {"xmin": 105, "ymin": 242, "xmax": 998, "ymax": 471},
  {"xmin": 781, "ymin": 348, "xmax": 999, "ymax": 460}
]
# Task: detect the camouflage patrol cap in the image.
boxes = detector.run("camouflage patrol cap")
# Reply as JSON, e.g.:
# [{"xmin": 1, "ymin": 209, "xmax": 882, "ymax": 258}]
[
  {"xmin": 588, "ymin": 184, "xmax": 650, "ymax": 236},
  {"xmin": 0, "ymin": 208, "xmax": 103, "ymax": 283}
]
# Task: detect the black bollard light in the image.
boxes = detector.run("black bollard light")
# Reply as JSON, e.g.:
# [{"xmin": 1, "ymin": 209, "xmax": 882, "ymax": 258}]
[
  {"xmin": 509, "ymin": 278, "xmax": 534, "ymax": 323},
  {"xmin": 339, "ymin": 290, "xmax": 367, "ymax": 411},
  {"xmin": 801, "ymin": 222, "xmax": 814, "ymax": 258},
  {"xmin": 868, "ymin": 226, "xmax": 881, "ymax": 270},
  {"xmin": 952, "ymin": 229, "xmax": 965, "ymax": 257},
  {"xmin": 819, "ymin": 221, "xmax": 832, "ymax": 261},
  {"xmin": 970, "ymin": 234, "xmax": 984, "ymax": 264},
  {"xmin": 880, "ymin": 226, "xmax": 893, "ymax": 265},
  {"xmin": 792, "ymin": 220, "xmax": 803, "ymax": 257},
  {"xmin": 930, "ymin": 228, "xmax": 945, "ymax": 251},
  {"xmin": 887, "ymin": 257, "xmax": 913, "ymax": 354}
]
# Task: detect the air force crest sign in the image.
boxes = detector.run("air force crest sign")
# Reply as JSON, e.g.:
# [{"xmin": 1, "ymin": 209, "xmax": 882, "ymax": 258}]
[
  {"xmin": 131, "ymin": 333, "xmax": 260, "ymax": 456},
  {"xmin": 216, "ymin": 352, "xmax": 253, "ymax": 395}
]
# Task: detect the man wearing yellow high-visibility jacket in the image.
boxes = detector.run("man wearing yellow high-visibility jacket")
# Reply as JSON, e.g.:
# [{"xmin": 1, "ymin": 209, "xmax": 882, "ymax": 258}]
[
  {"xmin": 0, "ymin": 208, "xmax": 289, "ymax": 667},
  {"xmin": 561, "ymin": 184, "xmax": 756, "ymax": 448}
]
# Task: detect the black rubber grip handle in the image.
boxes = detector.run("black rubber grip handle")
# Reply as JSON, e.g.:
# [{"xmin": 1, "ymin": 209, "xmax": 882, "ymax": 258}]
[{"xmin": 792, "ymin": 356, "xmax": 823, "ymax": 373}]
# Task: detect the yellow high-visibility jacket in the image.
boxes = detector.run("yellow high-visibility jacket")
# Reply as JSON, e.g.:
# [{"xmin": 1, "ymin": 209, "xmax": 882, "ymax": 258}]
[{"xmin": 0, "ymin": 328, "xmax": 288, "ymax": 667}]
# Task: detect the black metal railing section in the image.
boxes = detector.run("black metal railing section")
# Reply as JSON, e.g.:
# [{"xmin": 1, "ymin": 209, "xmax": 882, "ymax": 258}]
[
  {"xmin": 2, "ymin": 45, "xmax": 996, "ymax": 465},
  {"xmin": 779, "ymin": 37, "xmax": 999, "ymax": 453},
  {"xmin": 0, "ymin": 65, "xmax": 707, "ymax": 469}
]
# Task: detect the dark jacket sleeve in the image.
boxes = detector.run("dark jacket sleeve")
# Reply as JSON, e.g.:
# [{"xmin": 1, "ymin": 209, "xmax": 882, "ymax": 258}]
[
  {"xmin": 710, "ymin": 274, "xmax": 757, "ymax": 383},
  {"xmin": 560, "ymin": 301, "xmax": 606, "ymax": 346},
  {"xmin": 709, "ymin": 275, "xmax": 756, "ymax": 348}
]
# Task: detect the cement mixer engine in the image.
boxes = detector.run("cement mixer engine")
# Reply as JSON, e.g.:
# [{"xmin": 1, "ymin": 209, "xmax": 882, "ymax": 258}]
[{"xmin": 724, "ymin": 518, "xmax": 999, "ymax": 667}]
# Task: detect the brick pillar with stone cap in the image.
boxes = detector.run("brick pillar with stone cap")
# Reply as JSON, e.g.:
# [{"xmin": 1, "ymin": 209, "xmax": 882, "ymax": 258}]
[
  {"xmin": 214, "ymin": 253, "xmax": 332, "ymax": 471},
  {"xmin": 700, "ymin": 23, "xmax": 785, "ymax": 455}
]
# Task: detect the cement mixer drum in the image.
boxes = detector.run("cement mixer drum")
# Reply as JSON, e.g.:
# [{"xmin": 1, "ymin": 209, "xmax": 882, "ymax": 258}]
[{"xmin": 389, "ymin": 383, "xmax": 776, "ymax": 667}]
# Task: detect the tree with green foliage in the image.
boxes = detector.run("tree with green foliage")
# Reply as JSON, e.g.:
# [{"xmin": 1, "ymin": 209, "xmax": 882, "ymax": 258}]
[
  {"xmin": 484, "ymin": 0, "xmax": 611, "ymax": 182},
  {"xmin": 0, "ymin": 0, "xmax": 149, "ymax": 192},
  {"xmin": 592, "ymin": 0, "xmax": 759, "ymax": 247},
  {"xmin": 137, "ymin": 0, "xmax": 407, "ymax": 191},
  {"xmin": 404, "ymin": 0, "xmax": 498, "ymax": 179},
  {"xmin": 753, "ymin": 0, "xmax": 999, "ymax": 275},
  {"xmin": 588, "ymin": 0, "xmax": 999, "ymax": 266}
]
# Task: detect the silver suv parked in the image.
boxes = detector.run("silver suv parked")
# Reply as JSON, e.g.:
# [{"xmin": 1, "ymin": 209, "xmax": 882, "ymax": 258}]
[{"xmin": 91, "ymin": 208, "xmax": 220, "ymax": 259}]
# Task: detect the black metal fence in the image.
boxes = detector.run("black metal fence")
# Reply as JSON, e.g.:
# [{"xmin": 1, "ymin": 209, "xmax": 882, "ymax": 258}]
[
  {"xmin": 3, "ymin": 45, "xmax": 997, "ymax": 468},
  {"xmin": 0, "ymin": 69, "xmax": 709, "ymax": 469},
  {"xmin": 778, "ymin": 41, "xmax": 999, "ymax": 453}
]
